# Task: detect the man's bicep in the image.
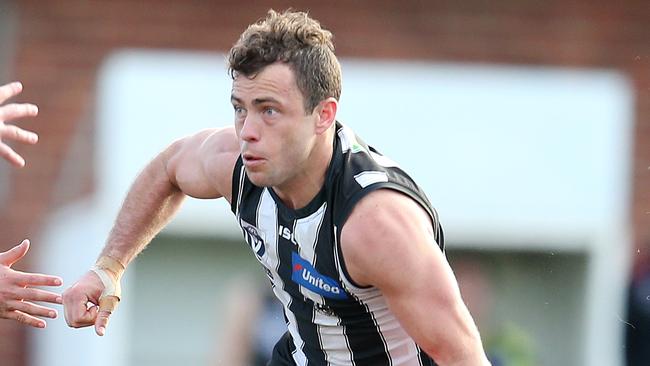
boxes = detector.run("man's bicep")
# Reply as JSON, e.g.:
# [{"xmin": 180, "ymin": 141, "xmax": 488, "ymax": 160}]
[
  {"xmin": 380, "ymin": 244, "xmax": 482, "ymax": 362},
  {"xmin": 378, "ymin": 237, "xmax": 464, "ymax": 331},
  {"xmin": 347, "ymin": 193, "xmax": 460, "ymax": 314}
]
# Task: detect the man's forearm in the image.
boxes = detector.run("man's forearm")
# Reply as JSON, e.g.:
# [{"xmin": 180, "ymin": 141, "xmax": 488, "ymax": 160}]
[{"xmin": 99, "ymin": 153, "xmax": 186, "ymax": 267}]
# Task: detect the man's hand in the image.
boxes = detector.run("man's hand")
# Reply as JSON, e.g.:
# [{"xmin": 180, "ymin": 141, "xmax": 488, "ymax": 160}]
[
  {"xmin": 63, "ymin": 262, "xmax": 121, "ymax": 336},
  {"xmin": 0, "ymin": 239, "xmax": 63, "ymax": 328},
  {"xmin": 0, "ymin": 81, "xmax": 39, "ymax": 167}
]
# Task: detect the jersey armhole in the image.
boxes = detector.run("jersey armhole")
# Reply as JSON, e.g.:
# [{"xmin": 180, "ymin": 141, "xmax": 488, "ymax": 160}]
[{"xmin": 334, "ymin": 182, "xmax": 441, "ymax": 289}]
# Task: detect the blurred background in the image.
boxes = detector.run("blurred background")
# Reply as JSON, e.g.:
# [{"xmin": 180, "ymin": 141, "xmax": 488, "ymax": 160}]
[{"xmin": 0, "ymin": 1, "xmax": 649, "ymax": 366}]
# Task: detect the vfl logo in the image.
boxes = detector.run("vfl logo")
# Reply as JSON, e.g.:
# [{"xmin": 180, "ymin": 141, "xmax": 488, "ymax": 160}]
[
  {"xmin": 239, "ymin": 219, "xmax": 266, "ymax": 257},
  {"xmin": 291, "ymin": 252, "xmax": 347, "ymax": 300}
]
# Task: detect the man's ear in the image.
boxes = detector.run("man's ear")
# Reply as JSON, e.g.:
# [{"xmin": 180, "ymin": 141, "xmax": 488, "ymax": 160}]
[{"xmin": 314, "ymin": 97, "xmax": 338, "ymax": 135}]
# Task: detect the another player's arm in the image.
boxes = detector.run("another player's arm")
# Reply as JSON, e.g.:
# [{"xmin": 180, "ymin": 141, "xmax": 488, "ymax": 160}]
[
  {"xmin": 63, "ymin": 127, "xmax": 240, "ymax": 335},
  {"xmin": 341, "ymin": 189, "xmax": 491, "ymax": 366}
]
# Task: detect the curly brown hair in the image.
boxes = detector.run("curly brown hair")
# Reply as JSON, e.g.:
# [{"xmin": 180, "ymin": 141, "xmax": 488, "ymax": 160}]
[{"xmin": 228, "ymin": 9, "xmax": 342, "ymax": 113}]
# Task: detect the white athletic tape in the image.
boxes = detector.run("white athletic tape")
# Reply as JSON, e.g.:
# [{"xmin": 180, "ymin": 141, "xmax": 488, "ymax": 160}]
[
  {"xmin": 90, "ymin": 266, "xmax": 121, "ymax": 300},
  {"xmin": 91, "ymin": 256, "xmax": 125, "ymax": 313}
]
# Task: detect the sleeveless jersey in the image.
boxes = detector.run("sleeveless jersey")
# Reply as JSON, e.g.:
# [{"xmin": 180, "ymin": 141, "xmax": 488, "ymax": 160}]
[{"xmin": 231, "ymin": 122, "xmax": 443, "ymax": 366}]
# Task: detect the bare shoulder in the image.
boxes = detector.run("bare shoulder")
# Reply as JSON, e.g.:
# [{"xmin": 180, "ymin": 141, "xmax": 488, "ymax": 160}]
[
  {"xmin": 340, "ymin": 189, "xmax": 439, "ymax": 288},
  {"xmin": 198, "ymin": 126, "xmax": 240, "ymax": 156},
  {"xmin": 197, "ymin": 127, "xmax": 240, "ymax": 202},
  {"xmin": 166, "ymin": 126, "xmax": 240, "ymax": 202}
]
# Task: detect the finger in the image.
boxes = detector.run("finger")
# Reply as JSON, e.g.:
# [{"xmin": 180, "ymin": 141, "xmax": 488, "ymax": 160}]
[
  {"xmin": 63, "ymin": 289, "xmax": 98, "ymax": 328},
  {"xmin": 72, "ymin": 304, "xmax": 99, "ymax": 330},
  {"xmin": 0, "ymin": 103, "xmax": 39, "ymax": 123},
  {"xmin": 0, "ymin": 143, "xmax": 25, "ymax": 167},
  {"xmin": 0, "ymin": 239, "xmax": 29, "ymax": 266},
  {"xmin": 15, "ymin": 287, "xmax": 62, "ymax": 304},
  {"xmin": 95, "ymin": 296, "xmax": 118, "ymax": 336},
  {"xmin": 4, "ymin": 310, "xmax": 47, "ymax": 328},
  {"xmin": 6, "ymin": 300, "xmax": 57, "ymax": 319},
  {"xmin": 0, "ymin": 123, "xmax": 39, "ymax": 148},
  {"xmin": 0, "ymin": 121, "xmax": 39, "ymax": 144},
  {"xmin": 12, "ymin": 270, "xmax": 63, "ymax": 287},
  {"xmin": 0, "ymin": 82, "xmax": 22, "ymax": 105},
  {"xmin": 63, "ymin": 300, "xmax": 98, "ymax": 328},
  {"xmin": 95, "ymin": 309, "xmax": 111, "ymax": 336}
]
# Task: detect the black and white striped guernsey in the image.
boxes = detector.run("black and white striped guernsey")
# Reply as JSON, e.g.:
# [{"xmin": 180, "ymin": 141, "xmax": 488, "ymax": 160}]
[{"xmin": 230, "ymin": 122, "xmax": 443, "ymax": 366}]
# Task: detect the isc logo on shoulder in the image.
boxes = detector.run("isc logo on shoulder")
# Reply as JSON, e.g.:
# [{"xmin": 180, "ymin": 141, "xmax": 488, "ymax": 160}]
[{"xmin": 291, "ymin": 252, "xmax": 347, "ymax": 300}]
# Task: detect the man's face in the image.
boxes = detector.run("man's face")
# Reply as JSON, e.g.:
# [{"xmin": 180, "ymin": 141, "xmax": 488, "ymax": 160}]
[{"xmin": 231, "ymin": 63, "xmax": 318, "ymax": 188}]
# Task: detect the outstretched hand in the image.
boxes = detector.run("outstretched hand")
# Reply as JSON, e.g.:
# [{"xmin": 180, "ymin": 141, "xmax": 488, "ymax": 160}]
[
  {"xmin": 0, "ymin": 240, "xmax": 63, "ymax": 328},
  {"xmin": 0, "ymin": 81, "xmax": 39, "ymax": 167}
]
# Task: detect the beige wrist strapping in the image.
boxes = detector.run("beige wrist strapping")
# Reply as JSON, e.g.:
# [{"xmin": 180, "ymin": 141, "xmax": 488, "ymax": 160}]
[{"xmin": 90, "ymin": 256, "xmax": 125, "ymax": 313}]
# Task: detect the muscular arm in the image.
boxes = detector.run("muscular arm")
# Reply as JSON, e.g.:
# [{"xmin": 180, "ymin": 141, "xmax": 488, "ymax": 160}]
[
  {"xmin": 100, "ymin": 127, "xmax": 239, "ymax": 265},
  {"xmin": 341, "ymin": 189, "xmax": 490, "ymax": 366},
  {"xmin": 63, "ymin": 126, "xmax": 240, "ymax": 335}
]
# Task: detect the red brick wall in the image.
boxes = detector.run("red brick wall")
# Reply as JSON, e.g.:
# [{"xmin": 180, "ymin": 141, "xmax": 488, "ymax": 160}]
[{"xmin": 1, "ymin": 1, "xmax": 649, "ymax": 364}]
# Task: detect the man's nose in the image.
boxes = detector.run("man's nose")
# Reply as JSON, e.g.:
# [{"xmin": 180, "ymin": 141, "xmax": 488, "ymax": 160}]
[{"xmin": 240, "ymin": 114, "xmax": 260, "ymax": 142}]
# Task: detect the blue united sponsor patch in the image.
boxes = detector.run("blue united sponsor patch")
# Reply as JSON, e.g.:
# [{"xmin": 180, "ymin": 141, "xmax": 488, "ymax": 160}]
[{"xmin": 291, "ymin": 252, "xmax": 347, "ymax": 300}]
